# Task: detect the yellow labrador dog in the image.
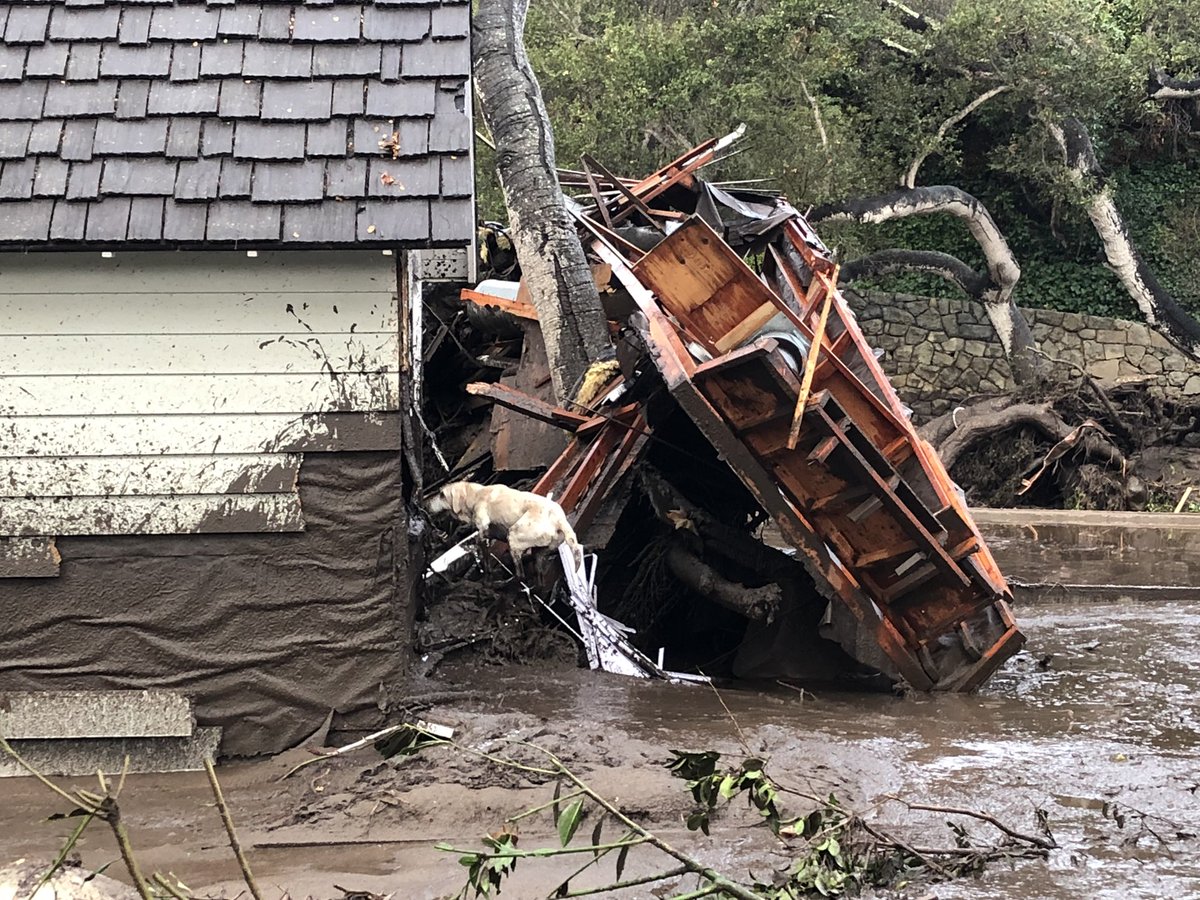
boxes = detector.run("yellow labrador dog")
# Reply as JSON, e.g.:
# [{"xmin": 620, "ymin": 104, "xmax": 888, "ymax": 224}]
[{"xmin": 427, "ymin": 481, "xmax": 583, "ymax": 578}]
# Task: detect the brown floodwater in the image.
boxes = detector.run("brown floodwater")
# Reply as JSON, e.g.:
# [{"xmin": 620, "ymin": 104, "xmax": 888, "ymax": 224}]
[{"xmin": 2, "ymin": 593, "xmax": 1198, "ymax": 900}]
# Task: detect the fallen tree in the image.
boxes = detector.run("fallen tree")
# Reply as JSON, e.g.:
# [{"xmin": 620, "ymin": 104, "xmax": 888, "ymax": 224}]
[{"xmin": 472, "ymin": 0, "xmax": 609, "ymax": 403}]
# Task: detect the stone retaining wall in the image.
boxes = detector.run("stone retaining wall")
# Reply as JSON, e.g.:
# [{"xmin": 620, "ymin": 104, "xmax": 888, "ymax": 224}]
[{"xmin": 845, "ymin": 290, "xmax": 1200, "ymax": 422}]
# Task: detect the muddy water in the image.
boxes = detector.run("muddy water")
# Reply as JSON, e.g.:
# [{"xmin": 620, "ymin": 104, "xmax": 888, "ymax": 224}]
[
  {"xmin": 2, "ymin": 596, "xmax": 1198, "ymax": 900},
  {"xmin": 444, "ymin": 596, "xmax": 1200, "ymax": 899}
]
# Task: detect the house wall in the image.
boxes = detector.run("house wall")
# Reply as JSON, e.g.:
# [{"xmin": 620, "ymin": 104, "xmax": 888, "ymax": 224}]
[
  {"xmin": 0, "ymin": 250, "xmax": 412, "ymax": 755},
  {"xmin": 0, "ymin": 250, "xmax": 400, "ymax": 547}
]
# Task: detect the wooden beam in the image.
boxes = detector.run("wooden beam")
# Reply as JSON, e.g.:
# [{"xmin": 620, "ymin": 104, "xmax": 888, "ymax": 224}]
[
  {"xmin": 459, "ymin": 288, "xmax": 539, "ymax": 321},
  {"xmin": 466, "ymin": 382, "xmax": 591, "ymax": 430}
]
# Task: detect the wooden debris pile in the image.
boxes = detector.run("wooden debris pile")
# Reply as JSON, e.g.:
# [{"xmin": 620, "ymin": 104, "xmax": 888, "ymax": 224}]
[{"xmin": 432, "ymin": 129, "xmax": 1023, "ymax": 691}]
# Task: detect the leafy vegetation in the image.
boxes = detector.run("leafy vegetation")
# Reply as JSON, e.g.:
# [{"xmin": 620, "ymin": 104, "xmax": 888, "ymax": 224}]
[
  {"xmin": 476, "ymin": 0, "xmax": 1200, "ymax": 319},
  {"xmin": 438, "ymin": 742, "xmax": 1054, "ymax": 898}
]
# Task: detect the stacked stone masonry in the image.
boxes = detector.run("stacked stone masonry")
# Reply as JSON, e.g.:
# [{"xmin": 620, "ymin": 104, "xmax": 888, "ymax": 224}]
[{"xmin": 845, "ymin": 291, "xmax": 1200, "ymax": 423}]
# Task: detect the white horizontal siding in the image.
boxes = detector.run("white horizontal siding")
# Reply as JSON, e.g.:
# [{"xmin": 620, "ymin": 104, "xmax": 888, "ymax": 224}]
[
  {"xmin": 0, "ymin": 250, "xmax": 397, "ymax": 294},
  {"xmin": 2, "ymin": 454, "xmax": 301, "ymax": 498},
  {"xmin": 0, "ymin": 373, "xmax": 399, "ymax": 416},
  {"xmin": 0, "ymin": 293, "xmax": 397, "ymax": 336},
  {"xmin": 0, "ymin": 333, "xmax": 398, "ymax": 375},
  {"xmin": 1, "ymin": 412, "xmax": 398, "ymax": 457},
  {"xmin": 1, "ymin": 495, "xmax": 304, "ymax": 536},
  {"xmin": 0, "ymin": 250, "xmax": 401, "ymax": 541}
]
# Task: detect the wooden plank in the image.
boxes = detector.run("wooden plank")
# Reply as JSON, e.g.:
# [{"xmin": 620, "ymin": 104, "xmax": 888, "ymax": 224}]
[
  {"xmin": 0, "ymin": 333, "xmax": 398, "ymax": 376},
  {"xmin": 0, "ymin": 494, "xmax": 304, "ymax": 536},
  {"xmin": 0, "ymin": 373, "xmax": 399, "ymax": 416},
  {"xmin": 467, "ymin": 381, "xmax": 590, "ymax": 430},
  {"xmin": 460, "ymin": 289, "xmax": 538, "ymax": 321},
  {"xmin": 0, "ymin": 250, "xmax": 396, "ymax": 295},
  {"xmin": 0, "ymin": 537, "xmax": 60, "ymax": 577},
  {"xmin": 0, "ymin": 292, "xmax": 397, "ymax": 336},
  {"xmin": 2, "ymin": 454, "xmax": 301, "ymax": 498},
  {"xmin": 0, "ymin": 412, "xmax": 401, "ymax": 456},
  {"xmin": 633, "ymin": 217, "xmax": 780, "ymax": 353}
]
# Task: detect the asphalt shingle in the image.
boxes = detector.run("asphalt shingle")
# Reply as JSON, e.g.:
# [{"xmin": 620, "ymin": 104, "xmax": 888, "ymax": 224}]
[
  {"xmin": 261, "ymin": 80, "xmax": 333, "ymax": 121},
  {"xmin": 292, "ymin": 6, "xmax": 362, "ymax": 43},
  {"xmin": 233, "ymin": 121, "xmax": 304, "ymax": 160},
  {"xmin": 0, "ymin": 0, "xmax": 475, "ymax": 247},
  {"xmin": 251, "ymin": 161, "xmax": 325, "ymax": 202}
]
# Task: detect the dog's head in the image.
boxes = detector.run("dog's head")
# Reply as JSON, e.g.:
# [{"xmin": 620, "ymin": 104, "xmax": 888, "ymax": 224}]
[
  {"xmin": 425, "ymin": 484, "xmax": 453, "ymax": 515},
  {"xmin": 425, "ymin": 481, "xmax": 474, "ymax": 517}
]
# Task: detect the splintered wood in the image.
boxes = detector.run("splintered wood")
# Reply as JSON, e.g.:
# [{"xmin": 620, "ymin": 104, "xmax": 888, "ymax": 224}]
[{"xmin": 463, "ymin": 129, "xmax": 1023, "ymax": 691}]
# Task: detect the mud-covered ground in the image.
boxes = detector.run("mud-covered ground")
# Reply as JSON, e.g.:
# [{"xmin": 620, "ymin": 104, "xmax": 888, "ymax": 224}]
[{"xmin": 3, "ymin": 596, "xmax": 1198, "ymax": 900}]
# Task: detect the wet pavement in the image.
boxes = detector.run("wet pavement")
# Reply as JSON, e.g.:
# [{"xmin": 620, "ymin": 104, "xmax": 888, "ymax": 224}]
[{"xmin": 2, "ymin": 593, "xmax": 1198, "ymax": 899}]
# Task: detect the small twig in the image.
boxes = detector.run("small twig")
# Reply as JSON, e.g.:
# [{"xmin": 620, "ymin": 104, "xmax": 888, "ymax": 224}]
[
  {"xmin": 895, "ymin": 799, "xmax": 1056, "ymax": 850},
  {"xmin": 701, "ymin": 677, "xmax": 751, "ymax": 755},
  {"xmin": 204, "ymin": 760, "xmax": 264, "ymax": 900},
  {"xmin": 103, "ymin": 799, "xmax": 154, "ymax": 900},
  {"xmin": 0, "ymin": 738, "xmax": 99, "ymax": 812},
  {"xmin": 151, "ymin": 872, "xmax": 192, "ymax": 900},
  {"xmin": 554, "ymin": 866, "xmax": 690, "ymax": 898},
  {"xmin": 859, "ymin": 820, "xmax": 954, "ymax": 878},
  {"xmin": 515, "ymin": 743, "xmax": 768, "ymax": 900}
]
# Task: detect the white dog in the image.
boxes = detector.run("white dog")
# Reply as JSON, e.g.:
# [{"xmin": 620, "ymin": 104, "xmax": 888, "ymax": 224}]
[{"xmin": 427, "ymin": 481, "xmax": 583, "ymax": 578}]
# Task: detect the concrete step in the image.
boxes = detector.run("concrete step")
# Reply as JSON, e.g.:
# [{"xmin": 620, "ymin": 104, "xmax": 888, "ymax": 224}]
[
  {"xmin": 0, "ymin": 690, "xmax": 194, "ymax": 740},
  {"xmin": 0, "ymin": 689, "xmax": 218, "ymax": 777},
  {"xmin": 0, "ymin": 728, "xmax": 221, "ymax": 777}
]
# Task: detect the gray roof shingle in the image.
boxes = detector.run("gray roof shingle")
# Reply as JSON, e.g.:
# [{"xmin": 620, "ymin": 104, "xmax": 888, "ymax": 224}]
[{"xmin": 0, "ymin": 0, "xmax": 474, "ymax": 248}]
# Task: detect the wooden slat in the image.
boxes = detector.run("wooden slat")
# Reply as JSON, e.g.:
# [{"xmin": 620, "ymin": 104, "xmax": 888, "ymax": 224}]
[
  {"xmin": 0, "ymin": 412, "xmax": 400, "ymax": 456},
  {"xmin": 1, "ymin": 494, "xmax": 304, "ymax": 536},
  {"xmin": 0, "ymin": 333, "xmax": 398, "ymax": 376},
  {"xmin": 2, "ymin": 454, "xmax": 301, "ymax": 498},
  {"xmin": 466, "ymin": 381, "xmax": 590, "ymax": 430},
  {"xmin": 0, "ymin": 373, "xmax": 399, "ymax": 416},
  {"xmin": 0, "ymin": 293, "xmax": 397, "ymax": 336}
]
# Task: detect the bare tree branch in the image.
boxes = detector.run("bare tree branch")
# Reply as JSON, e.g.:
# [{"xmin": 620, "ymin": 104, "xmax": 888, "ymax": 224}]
[
  {"xmin": 811, "ymin": 186, "xmax": 1041, "ymax": 381},
  {"xmin": 1049, "ymin": 117, "xmax": 1200, "ymax": 359},
  {"xmin": 904, "ymin": 86, "xmax": 1011, "ymax": 188},
  {"xmin": 840, "ymin": 248, "xmax": 990, "ymax": 298},
  {"xmin": 1148, "ymin": 65, "xmax": 1200, "ymax": 100}
]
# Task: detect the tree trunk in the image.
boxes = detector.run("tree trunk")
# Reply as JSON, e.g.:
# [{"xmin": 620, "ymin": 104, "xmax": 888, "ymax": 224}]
[
  {"xmin": 472, "ymin": 0, "xmax": 610, "ymax": 403},
  {"xmin": 1049, "ymin": 117, "xmax": 1200, "ymax": 360},
  {"xmin": 811, "ymin": 186, "xmax": 1042, "ymax": 383},
  {"xmin": 665, "ymin": 540, "xmax": 782, "ymax": 622}
]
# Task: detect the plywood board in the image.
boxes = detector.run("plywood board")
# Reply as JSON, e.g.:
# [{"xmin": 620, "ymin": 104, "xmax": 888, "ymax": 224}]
[{"xmin": 633, "ymin": 217, "xmax": 780, "ymax": 353}]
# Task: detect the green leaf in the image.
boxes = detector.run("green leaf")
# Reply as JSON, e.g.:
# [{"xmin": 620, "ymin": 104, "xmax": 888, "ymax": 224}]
[
  {"xmin": 590, "ymin": 814, "xmax": 605, "ymax": 858},
  {"xmin": 718, "ymin": 774, "xmax": 739, "ymax": 799},
  {"xmin": 615, "ymin": 843, "xmax": 630, "ymax": 881},
  {"xmin": 557, "ymin": 798, "xmax": 584, "ymax": 847},
  {"xmin": 827, "ymin": 837, "xmax": 841, "ymax": 859},
  {"xmin": 552, "ymin": 779, "xmax": 562, "ymax": 825}
]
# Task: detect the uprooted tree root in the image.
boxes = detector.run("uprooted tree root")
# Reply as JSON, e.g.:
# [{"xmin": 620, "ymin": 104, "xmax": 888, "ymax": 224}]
[{"xmin": 919, "ymin": 379, "xmax": 1200, "ymax": 510}]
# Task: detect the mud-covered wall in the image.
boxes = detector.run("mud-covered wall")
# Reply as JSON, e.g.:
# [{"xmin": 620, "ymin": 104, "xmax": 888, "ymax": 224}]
[
  {"xmin": 0, "ymin": 452, "xmax": 409, "ymax": 757},
  {"xmin": 846, "ymin": 290, "xmax": 1200, "ymax": 422}
]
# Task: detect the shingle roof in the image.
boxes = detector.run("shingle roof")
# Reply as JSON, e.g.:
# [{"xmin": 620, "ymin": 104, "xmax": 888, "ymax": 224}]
[{"xmin": 0, "ymin": 1, "xmax": 474, "ymax": 248}]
